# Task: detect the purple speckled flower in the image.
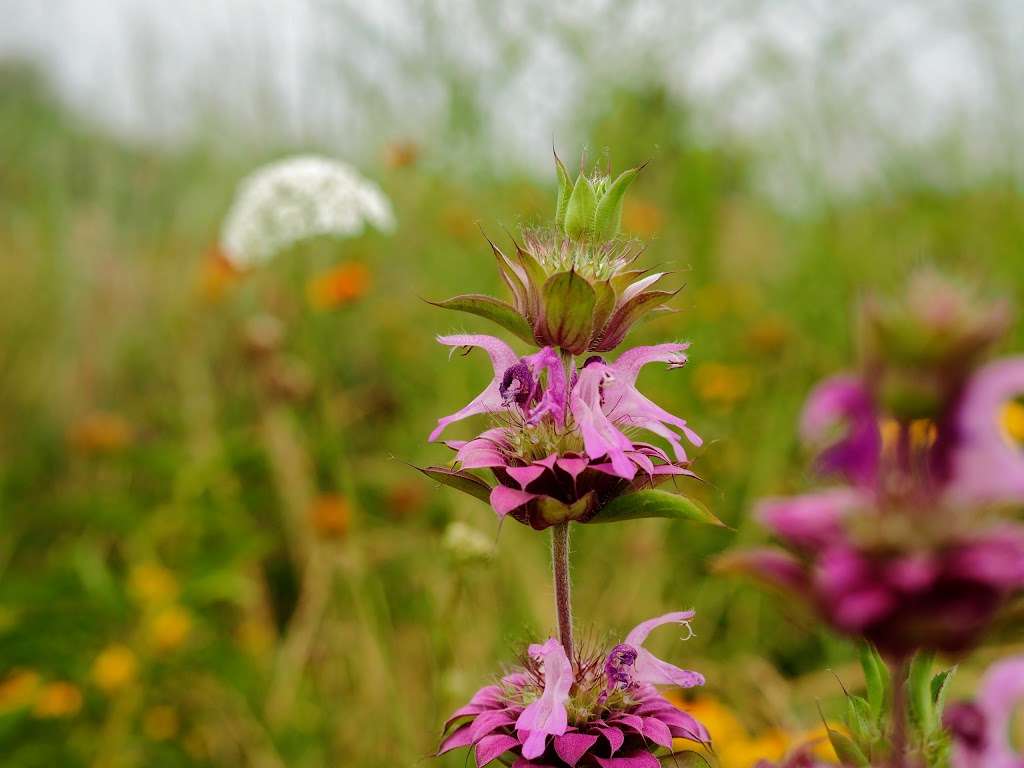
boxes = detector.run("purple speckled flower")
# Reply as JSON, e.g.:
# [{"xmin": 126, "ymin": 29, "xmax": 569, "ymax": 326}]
[
  {"xmin": 437, "ymin": 612, "xmax": 708, "ymax": 768},
  {"xmin": 946, "ymin": 655, "xmax": 1024, "ymax": 768},
  {"xmin": 423, "ymin": 335, "xmax": 702, "ymax": 529}
]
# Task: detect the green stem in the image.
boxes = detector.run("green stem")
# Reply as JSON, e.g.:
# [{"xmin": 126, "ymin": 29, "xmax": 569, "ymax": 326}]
[
  {"xmin": 890, "ymin": 658, "xmax": 909, "ymax": 768},
  {"xmin": 551, "ymin": 522, "xmax": 574, "ymax": 659}
]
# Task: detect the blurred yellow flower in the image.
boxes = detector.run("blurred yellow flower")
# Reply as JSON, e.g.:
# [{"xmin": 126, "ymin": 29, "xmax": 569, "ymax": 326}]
[
  {"xmin": 1002, "ymin": 400, "xmax": 1024, "ymax": 445},
  {"xmin": 306, "ymin": 261, "xmax": 371, "ymax": 310},
  {"xmin": 0, "ymin": 669, "xmax": 40, "ymax": 713},
  {"xmin": 308, "ymin": 494, "xmax": 352, "ymax": 539},
  {"xmin": 694, "ymin": 363, "xmax": 754, "ymax": 408},
  {"xmin": 32, "ymin": 681, "xmax": 83, "ymax": 719},
  {"xmin": 745, "ymin": 314, "xmax": 792, "ymax": 356},
  {"xmin": 143, "ymin": 705, "xmax": 180, "ymax": 741},
  {"xmin": 621, "ymin": 197, "xmax": 664, "ymax": 237},
  {"xmin": 91, "ymin": 644, "xmax": 138, "ymax": 693},
  {"xmin": 147, "ymin": 606, "xmax": 193, "ymax": 652},
  {"xmin": 880, "ymin": 418, "xmax": 938, "ymax": 456},
  {"xmin": 382, "ymin": 140, "xmax": 420, "ymax": 169},
  {"xmin": 67, "ymin": 411, "xmax": 134, "ymax": 454},
  {"xmin": 129, "ymin": 562, "xmax": 179, "ymax": 606},
  {"xmin": 666, "ymin": 694, "xmax": 838, "ymax": 768}
]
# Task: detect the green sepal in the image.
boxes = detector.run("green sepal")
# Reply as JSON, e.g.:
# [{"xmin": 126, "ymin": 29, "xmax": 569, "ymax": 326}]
[
  {"xmin": 859, "ymin": 643, "xmax": 890, "ymax": 723},
  {"xmin": 827, "ymin": 727, "xmax": 871, "ymax": 767},
  {"xmin": 535, "ymin": 492, "xmax": 595, "ymax": 527},
  {"xmin": 563, "ymin": 174, "xmax": 597, "ymax": 240},
  {"xmin": 488, "ymin": 239, "xmax": 528, "ymax": 312},
  {"xmin": 593, "ymin": 164, "xmax": 643, "ymax": 241},
  {"xmin": 415, "ymin": 466, "xmax": 492, "ymax": 505},
  {"xmin": 591, "ymin": 279, "xmax": 618, "ymax": 337},
  {"xmin": 930, "ymin": 666, "xmax": 956, "ymax": 720},
  {"xmin": 554, "ymin": 152, "xmax": 573, "ymax": 231},
  {"xmin": 540, "ymin": 270, "xmax": 596, "ymax": 354},
  {"xmin": 846, "ymin": 695, "xmax": 876, "ymax": 745},
  {"xmin": 908, "ymin": 651, "xmax": 935, "ymax": 734},
  {"xmin": 512, "ymin": 241, "xmax": 548, "ymax": 320},
  {"xmin": 589, "ymin": 489, "xmax": 726, "ymax": 527},
  {"xmin": 428, "ymin": 294, "xmax": 536, "ymax": 346},
  {"xmin": 593, "ymin": 289, "xmax": 676, "ymax": 352}
]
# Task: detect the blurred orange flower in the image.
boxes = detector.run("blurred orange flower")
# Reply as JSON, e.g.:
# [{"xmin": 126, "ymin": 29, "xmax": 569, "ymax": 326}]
[
  {"xmin": 0, "ymin": 669, "xmax": 40, "ymax": 713},
  {"xmin": 198, "ymin": 244, "xmax": 242, "ymax": 302},
  {"xmin": 308, "ymin": 494, "xmax": 351, "ymax": 539},
  {"xmin": 383, "ymin": 140, "xmax": 420, "ymax": 169},
  {"xmin": 387, "ymin": 480, "xmax": 427, "ymax": 518},
  {"xmin": 92, "ymin": 644, "xmax": 138, "ymax": 693},
  {"xmin": 67, "ymin": 411, "xmax": 134, "ymax": 454},
  {"xmin": 621, "ymin": 197, "xmax": 664, "ymax": 237},
  {"xmin": 147, "ymin": 606, "xmax": 193, "ymax": 652},
  {"xmin": 32, "ymin": 682, "xmax": 83, "ymax": 719},
  {"xmin": 306, "ymin": 261, "xmax": 371, "ymax": 310},
  {"xmin": 694, "ymin": 363, "xmax": 754, "ymax": 408}
]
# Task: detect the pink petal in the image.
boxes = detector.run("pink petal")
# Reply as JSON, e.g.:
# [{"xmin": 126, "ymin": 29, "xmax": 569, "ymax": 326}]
[
  {"xmin": 489, "ymin": 486, "xmax": 539, "ymax": 517},
  {"xmin": 624, "ymin": 611, "xmax": 696, "ymax": 647},
  {"xmin": 438, "ymin": 725, "xmax": 475, "ymax": 755},
  {"xmin": 800, "ymin": 374, "xmax": 880, "ymax": 488},
  {"xmin": 475, "ymin": 734, "xmax": 520, "ymax": 767},
  {"xmin": 593, "ymin": 751, "xmax": 661, "ymax": 768},
  {"xmin": 949, "ymin": 357, "xmax": 1024, "ymax": 506},
  {"xmin": 596, "ymin": 726, "xmax": 625, "ymax": 755},
  {"xmin": 755, "ymin": 488, "xmax": 865, "ymax": 549},
  {"xmin": 556, "ymin": 457, "xmax": 590, "ymax": 480},
  {"xmin": 516, "ymin": 639, "xmax": 572, "ymax": 758},
  {"xmin": 553, "ymin": 732, "xmax": 599, "ymax": 767},
  {"xmin": 506, "ymin": 464, "xmax": 547, "ymax": 489},
  {"xmin": 640, "ymin": 716, "xmax": 673, "ymax": 748}
]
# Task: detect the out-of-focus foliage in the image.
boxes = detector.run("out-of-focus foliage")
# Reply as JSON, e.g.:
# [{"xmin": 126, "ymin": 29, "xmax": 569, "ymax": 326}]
[{"xmin": 0, "ymin": 60, "xmax": 1022, "ymax": 768}]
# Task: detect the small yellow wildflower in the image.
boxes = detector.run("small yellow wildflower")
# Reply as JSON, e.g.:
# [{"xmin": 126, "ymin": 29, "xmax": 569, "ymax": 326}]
[
  {"xmin": 32, "ymin": 682, "xmax": 83, "ymax": 719},
  {"xmin": 0, "ymin": 669, "xmax": 40, "ymax": 713},
  {"xmin": 91, "ymin": 644, "xmax": 138, "ymax": 693},
  {"xmin": 1002, "ymin": 400, "xmax": 1024, "ymax": 446},
  {"xmin": 129, "ymin": 562, "xmax": 179, "ymax": 606},
  {"xmin": 147, "ymin": 605, "xmax": 193, "ymax": 652},
  {"xmin": 694, "ymin": 363, "xmax": 754, "ymax": 409},
  {"xmin": 143, "ymin": 705, "xmax": 180, "ymax": 741}
]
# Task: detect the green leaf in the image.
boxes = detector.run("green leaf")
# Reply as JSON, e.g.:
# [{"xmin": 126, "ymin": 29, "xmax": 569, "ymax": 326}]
[
  {"xmin": 563, "ymin": 174, "xmax": 597, "ymax": 240},
  {"xmin": 428, "ymin": 294, "xmax": 536, "ymax": 346},
  {"xmin": 594, "ymin": 165, "xmax": 643, "ymax": 240},
  {"xmin": 828, "ymin": 728, "xmax": 871, "ymax": 767},
  {"xmin": 846, "ymin": 695, "xmax": 875, "ymax": 744},
  {"xmin": 908, "ymin": 651, "xmax": 935, "ymax": 733},
  {"xmin": 589, "ymin": 490, "xmax": 726, "ymax": 527},
  {"xmin": 554, "ymin": 152, "xmax": 573, "ymax": 231},
  {"xmin": 415, "ymin": 466, "xmax": 493, "ymax": 505},
  {"xmin": 540, "ymin": 270, "xmax": 596, "ymax": 354},
  {"xmin": 859, "ymin": 643, "xmax": 890, "ymax": 723},
  {"xmin": 931, "ymin": 667, "xmax": 957, "ymax": 720}
]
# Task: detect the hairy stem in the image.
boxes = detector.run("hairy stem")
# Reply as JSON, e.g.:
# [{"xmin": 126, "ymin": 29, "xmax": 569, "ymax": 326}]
[
  {"xmin": 551, "ymin": 522, "xmax": 574, "ymax": 659},
  {"xmin": 890, "ymin": 658, "xmax": 909, "ymax": 768}
]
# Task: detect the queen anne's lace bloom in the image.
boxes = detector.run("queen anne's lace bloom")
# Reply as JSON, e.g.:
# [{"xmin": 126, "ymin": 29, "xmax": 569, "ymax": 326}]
[{"xmin": 220, "ymin": 155, "xmax": 394, "ymax": 268}]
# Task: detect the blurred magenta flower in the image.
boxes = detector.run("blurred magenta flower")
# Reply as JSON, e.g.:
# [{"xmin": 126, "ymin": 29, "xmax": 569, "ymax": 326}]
[
  {"xmin": 721, "ymin": 275, "xmax": 1024, "ymax": 658},
  {"xmin": 421, "ymin": 335, "xmax": 715, "ymax": 530},
  {"xmin": 946, "ymin": 655, "xmax": 1024, "ymax": 768},
  {"xmin": 438, "ymin": 612, "xmax": 708, "ymax": 767}
]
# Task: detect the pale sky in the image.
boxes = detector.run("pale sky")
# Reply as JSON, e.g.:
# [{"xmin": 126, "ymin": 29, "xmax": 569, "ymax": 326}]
[{"xmin": 2, "ymin": 0, "xmax": 1022, "ymax": 204}]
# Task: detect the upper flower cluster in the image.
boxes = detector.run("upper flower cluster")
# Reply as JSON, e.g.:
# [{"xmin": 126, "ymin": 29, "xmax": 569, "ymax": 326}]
[
  {"xmin": 431, "ymin": 155, "xmax": 676, "ymax": 355},
  {"xmin": 437, "ymin": 612, "xmax": 709, "ymax": 768},
  {"xmin": 723, "ymin": 271, "xmax": 1024, "ymax": 658},
  {"xmin": 422, "ymin": 336, "xmax": 708, "ymax": 529}
]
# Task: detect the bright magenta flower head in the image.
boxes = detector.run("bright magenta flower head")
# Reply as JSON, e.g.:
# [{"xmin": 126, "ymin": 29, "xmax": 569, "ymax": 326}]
[
  {"xmin": 437, "ymin": 612, "xmax": 709, "ymax": 767},
  {"xmin": 421, "ymin": 335, "xmax": 716, "ymax": 530}
]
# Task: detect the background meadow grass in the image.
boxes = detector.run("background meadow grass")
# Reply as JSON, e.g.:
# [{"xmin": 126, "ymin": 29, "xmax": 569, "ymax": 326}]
[{"xmin": 2, "ymin": 26, "xmax": 1024, "ymax": 767}]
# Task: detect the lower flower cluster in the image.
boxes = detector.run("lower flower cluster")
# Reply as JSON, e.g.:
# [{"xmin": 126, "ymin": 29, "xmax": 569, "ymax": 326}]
[{"xmin": 438, "ymin": 613, "xmax": 709, "ymax": 767}]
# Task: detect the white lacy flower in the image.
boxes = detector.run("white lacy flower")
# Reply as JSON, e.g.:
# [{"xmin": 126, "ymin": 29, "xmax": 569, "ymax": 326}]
[{"xmin": 220, "ymin": 155, "xmax": 395, "ymax": 268}]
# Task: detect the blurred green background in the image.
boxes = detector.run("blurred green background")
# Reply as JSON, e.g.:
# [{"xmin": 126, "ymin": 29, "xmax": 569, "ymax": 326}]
[{"xmin": 2, "ymin": 3, "xmax": 1024, "ymax": 766}]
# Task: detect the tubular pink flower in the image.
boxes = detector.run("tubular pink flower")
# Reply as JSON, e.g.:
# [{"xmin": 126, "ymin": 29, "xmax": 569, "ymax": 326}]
[
  {"xmin": 516, "ymin": 638, "xmax": 573, "ymax": 759},
  {"xmin": 949, "ymin": 656, "xmax": 1024, "ymax": 768},
  {"xmin": 947, "ymin": 357, "xmax": 1024, "ymax": 507}
]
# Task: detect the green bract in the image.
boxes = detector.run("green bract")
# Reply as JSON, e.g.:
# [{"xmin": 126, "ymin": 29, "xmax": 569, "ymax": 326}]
[{"xmin": 433, "ymin": 153, "xmax": 676, "ymax": 354}]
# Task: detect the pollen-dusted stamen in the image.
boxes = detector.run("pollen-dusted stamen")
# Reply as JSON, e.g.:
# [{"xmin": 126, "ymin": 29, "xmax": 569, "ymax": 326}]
[
  {"xmin": 678, "ymin": 620, "xmax": 696, "ymax": 642},
  {"xmin": 603, "ymin": 643, "xmax": 638, "ymax": 692},
  {"xmin": 500, "ymin": 361, "xmax": 535, "ymax": 409}
]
